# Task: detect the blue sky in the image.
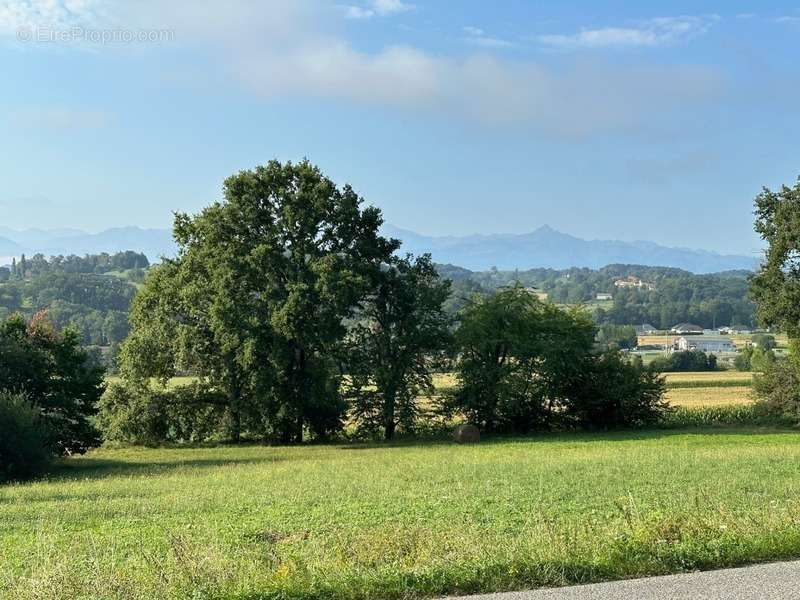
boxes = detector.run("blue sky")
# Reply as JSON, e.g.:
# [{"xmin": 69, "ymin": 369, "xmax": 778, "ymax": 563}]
[{"xmin": 1, "ymin": 1, "xmax": 799, "ymax": 255}]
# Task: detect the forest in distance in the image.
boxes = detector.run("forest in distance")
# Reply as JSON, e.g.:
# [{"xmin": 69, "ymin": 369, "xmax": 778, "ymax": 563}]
[{"xmin": 0, "ymin": 250, "xmax": 755, "ymax": 354}]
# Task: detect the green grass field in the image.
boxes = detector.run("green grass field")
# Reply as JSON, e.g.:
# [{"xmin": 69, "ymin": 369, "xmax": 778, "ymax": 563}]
[{"xmin": 5, "ymin": 430, "xmax": 800, "ymax": 600}]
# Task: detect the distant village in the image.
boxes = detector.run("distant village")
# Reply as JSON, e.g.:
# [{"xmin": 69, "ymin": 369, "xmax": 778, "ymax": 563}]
[{"xmin": 523, "ymin": 275, "xmax": 764, "ymax": 359}]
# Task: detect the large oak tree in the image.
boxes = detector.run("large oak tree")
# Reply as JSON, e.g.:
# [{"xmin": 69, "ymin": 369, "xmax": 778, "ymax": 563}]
[{"xmin": 121, "ymin": 160, "xmax": 399, "ymax": 442}]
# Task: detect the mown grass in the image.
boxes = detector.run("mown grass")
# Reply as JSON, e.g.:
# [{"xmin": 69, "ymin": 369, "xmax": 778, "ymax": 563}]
[{"xmin": 4, "ymin": 430, "xmax": 800, "ymax": 600}]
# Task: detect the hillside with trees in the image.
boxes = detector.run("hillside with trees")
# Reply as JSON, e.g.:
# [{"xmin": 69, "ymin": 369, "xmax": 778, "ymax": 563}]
[
  {"xmin": 439, "ymin": 263, "xmax": 755, "ymax": 329},
  {"xmin": 0, "ymin": 251, "xmax": 147, "ymax": 346}
]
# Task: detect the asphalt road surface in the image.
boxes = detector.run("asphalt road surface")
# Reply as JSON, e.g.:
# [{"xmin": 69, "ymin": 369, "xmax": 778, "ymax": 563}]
[{"xmin": 447, "ymin": 561, "xmax": 800, "ymax": 599}]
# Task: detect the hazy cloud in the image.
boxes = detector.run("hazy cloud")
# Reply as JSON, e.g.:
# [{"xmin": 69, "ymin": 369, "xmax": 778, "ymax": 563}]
[
  {"xmin": 10, "ymin": 107, "xmax": 110, "ymax": 130},
  {"xmin": 626, "ymin": 150, "xmax": 718, "ymax": 185},
  {"xmin": 538, "ymin": 16, "xmax": 717, "ymax": 49},
  {"xmin": 1, "ymin": 1, "xmax": 726, "ymax": 138},
  {"xmin": 462, "ymin": 26, "xmax": 515, "ymax": 49},
  {"xmin": 342, "ymin": 0, "xmax": 413, "ymax": 20}
]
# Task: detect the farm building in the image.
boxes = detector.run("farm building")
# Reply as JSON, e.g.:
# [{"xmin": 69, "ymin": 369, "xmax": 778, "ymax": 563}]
[
  {"xmin": 670, "ymin": 323, "xmax": 704, "ymax": 335},
  {"xmin": 634, "ymin": 323, "xmax": 658, "ymax": 335},
  {"xmin": 718, "ymin": 325, "xmax": 752, "ymax": 335},
  {"xmin": 673, "ymin": 336, "xmax": 736, "ymax": 353}
]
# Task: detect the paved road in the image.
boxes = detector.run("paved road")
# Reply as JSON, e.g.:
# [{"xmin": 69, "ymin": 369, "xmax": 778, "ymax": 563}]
[{"xmin": 448, "ymin": 561, "xmax": 800, "ymax": 599}]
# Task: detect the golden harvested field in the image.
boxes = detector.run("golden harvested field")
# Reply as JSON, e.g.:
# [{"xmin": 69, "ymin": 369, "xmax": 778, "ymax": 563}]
[
  {"xmin": 638, "ymin": 335, "xmax": 678, "ymax": 346},
  {"xmin": 666, "ymin": 386, "xmax": 753, "ymax": 407},
  {"xmin": 663, "ymin": 371, "xmax": 753, "ymax": 383}
]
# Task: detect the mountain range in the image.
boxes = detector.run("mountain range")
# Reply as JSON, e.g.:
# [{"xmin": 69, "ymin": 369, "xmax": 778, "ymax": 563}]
[
  {"xmin": 0, "ymin": 224, "xmax": 759, "ymax": 274},
  {"xmin": 381, "ymin": 225, "xmax": 759, "ymax": 273}
]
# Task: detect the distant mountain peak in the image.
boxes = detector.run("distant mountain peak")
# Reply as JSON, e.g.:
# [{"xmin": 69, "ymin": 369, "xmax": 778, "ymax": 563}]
[{"xmin": 382, "ymin": 224, "xmax": 757, "ymax": 274}]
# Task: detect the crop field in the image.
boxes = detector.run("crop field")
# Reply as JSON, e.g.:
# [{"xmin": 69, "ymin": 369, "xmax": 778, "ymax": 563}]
[
  {"xmin": 4, "ymin": 431, "xmax": 800, "ymax": 600},
  {"xmin": 662, "ymin": 371, "xmax": 753, "ymax": 384},
  {"xmin": 106, "ymin": 372, "xmax": 754, "ymax": 411},
  {"xmin": 665, "ymin": 386, "xmax": 752, "ymax": 407},
  {"xmin": 662, "ymin": 372, "xmax": 754, "ymax": 407}
]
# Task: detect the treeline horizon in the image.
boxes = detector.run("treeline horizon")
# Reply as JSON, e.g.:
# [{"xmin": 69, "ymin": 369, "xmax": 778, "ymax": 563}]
[{"xmin": 1, "ymin": 249, "xmax": 755, "ymax": 348}]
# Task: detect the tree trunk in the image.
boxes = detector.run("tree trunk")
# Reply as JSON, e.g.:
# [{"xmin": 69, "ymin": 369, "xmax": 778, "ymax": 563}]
[
  {"xmin": 383, "ymin": 384, "xmax": 396, "ymax": 440},
  {"xmin": 294, "ymin": 415, "xmax": 303, "ymax": 443},
  {"xmin": 384, "ymin": 418, "xmax": 396, "ymax": 441},
  {"xmin": 229, "ymin": 395, "xmax": 241, "ymax": 443}
]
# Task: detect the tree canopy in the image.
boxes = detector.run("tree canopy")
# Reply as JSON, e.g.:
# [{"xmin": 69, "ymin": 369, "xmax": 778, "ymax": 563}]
[{"xmin": 119, "ymin": 160, "xmax": 399, "ymax": 443}]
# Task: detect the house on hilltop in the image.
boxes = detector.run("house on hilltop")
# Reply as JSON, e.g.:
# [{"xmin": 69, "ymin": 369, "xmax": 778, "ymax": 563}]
[{"xmin": 613, "ymin": 275, "xmax": 655, "ymax": 291}]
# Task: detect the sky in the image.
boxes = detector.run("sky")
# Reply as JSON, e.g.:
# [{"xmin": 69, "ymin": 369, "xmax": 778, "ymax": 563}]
[{"xmin": 1, "ymin": 1, "xmax": 799, "ymax": 256}]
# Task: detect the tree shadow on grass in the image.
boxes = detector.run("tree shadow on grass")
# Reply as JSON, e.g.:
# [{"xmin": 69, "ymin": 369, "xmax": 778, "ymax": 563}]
[
  {"xmin": 336, "ymin": 426, "xmax": 800, "ymax": 451},
  {"xmin": 47, "ymin": 455, "xmax": 286, "ymax": 483}
]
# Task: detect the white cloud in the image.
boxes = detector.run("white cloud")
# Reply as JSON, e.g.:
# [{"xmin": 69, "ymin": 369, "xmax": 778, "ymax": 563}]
[
  {"xmin": 1, "ymin": 1, "xmax": 725, "ymax": 138},
  {"xmin": 372, "ymin": 0, "xmax": 413, "ymax": 16},
  {"xmin": 0, "ymin": 0, "xmax": 100, "ymax": 33},
  {"xmin": 342, "ymin": 0, "xmax": 413, "ymax": 20},
  {"xmin": 462, "ymin": 25, "xmax": 514, "ymax": 49},
  {"xmin": 775, "ymin": 15, "xmax": 800, "ymax": 25},
  {"xmin": 538, "ymin": 16, "xmax": 716, "ymax": 50},
  {"xmin": 344, "ymin": 5, "xmax": 374, "ymax": 19}
]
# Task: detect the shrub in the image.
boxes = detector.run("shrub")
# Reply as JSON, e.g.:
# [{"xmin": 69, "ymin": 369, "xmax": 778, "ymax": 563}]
[
  {"xmin": 734, "ymin": 346, "xmax": 776, "ymax": 372},
  {"xmin": 98, "ymin": 381, "xmax": 228, "ymax": 445},
  {"xmin": 752, "ymin": 333, "xmax": 777, "ymax": 351},
  {"xmin": 753, "ymin": 359, "xmax": 800, "ymax": 424},
  {"xmin": 0, "ymin": 312, "xmax": 104, "ymax": 453},
  {"xmin": 0, "ymin": 391, "xmax": 53, "ymax": 481},
  {"xmin": 450, "ymin": 287, "xmax": 596, "ymax": 433},
  {"xmin": 650, "ymin": 350, "xmax": 718, "ymax": 372},
  {"xmin": 565, "ymin": 352, "xmax": 669, "ymax": 429}
]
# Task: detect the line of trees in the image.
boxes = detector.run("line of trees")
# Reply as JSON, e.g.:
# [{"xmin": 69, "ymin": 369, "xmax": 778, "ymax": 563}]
[
  {"xmin": 1, "ymin": 160, "xmax": 675, "ymax": 482},
  {"xmin": 97, "ymin": 161, "xmax": 668, "ymax": 445}
]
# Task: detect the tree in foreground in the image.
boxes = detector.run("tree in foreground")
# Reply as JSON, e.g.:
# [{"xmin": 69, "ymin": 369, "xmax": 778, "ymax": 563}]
[
  {"xmin": 0, "ymin": 312, "xmax": 103, "ymax": 455},
  {"xmin": 0, "ymin": 391, "xmax": 53, "ymax": 482},
  {"xmin": 345, "ymin": 254, "xmax": 452, "ymax": 440},
  {"xmin": 451, "ymin": 286, "xmax": 596, "ymax": 432},
  {"xmin": 565, "ymin": 352, "xmax": 667, "ymax": 429},
  {"xmin": 751, "ymin": 177, "xmax": 800, "ymax": 342},
  {"xmin": 449, "ymin": 286, "xmax": 667, "ymax": 432},
  {"xmin": 113, "ymin": 160, "xmax": 399, "ymax": 443},
  {"xmin": 749, "ymin": 176, "xmax": 800, "ymax": 418}
]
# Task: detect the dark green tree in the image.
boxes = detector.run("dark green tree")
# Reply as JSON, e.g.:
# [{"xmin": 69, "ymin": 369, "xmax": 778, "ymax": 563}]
[
  {"xmin": 118, "ymin": 160, "xmax": 398, "ymax": 443},
  {"xmin": 345, "ymin": 254, "xmax": 452, "ymax": 440},
  {"xmin": 451, "ymin": 286, "xmax": 596, "ymax": 432},
  {"xmin": 565, "ymin": 352, "xmax": 667, "ymax": 429},
  {"xmin": 751, "ymin": 177, "xmax": 800, "ymax": 343},
  {"xmin": 0, "ymin": 311, "xmax": 104, "ymax": 453}
]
